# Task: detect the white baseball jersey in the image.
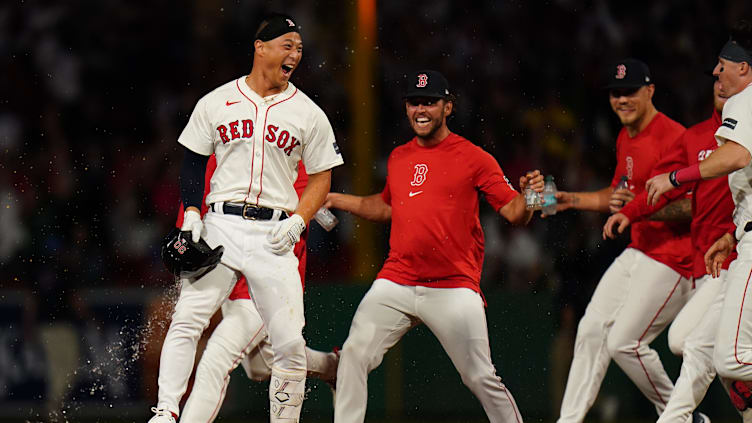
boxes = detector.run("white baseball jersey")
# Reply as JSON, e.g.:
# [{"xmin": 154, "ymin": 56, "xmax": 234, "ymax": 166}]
[
  {"xmin": 178, "ymin": 77, "xmax": 344, "ymax": 212},
  {"xmin": 715, "ymin": 82, "xmax": 752, "ymax": 240}
]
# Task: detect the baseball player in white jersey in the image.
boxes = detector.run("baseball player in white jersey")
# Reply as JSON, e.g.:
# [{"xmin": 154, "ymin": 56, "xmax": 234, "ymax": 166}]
[
  {"xmin": 148, "ymin": 13, "xmax": 343, "ymax": 423},
  {"xmin": 647, "ymin": 21, "xmax": 752, "ymax": 415}
]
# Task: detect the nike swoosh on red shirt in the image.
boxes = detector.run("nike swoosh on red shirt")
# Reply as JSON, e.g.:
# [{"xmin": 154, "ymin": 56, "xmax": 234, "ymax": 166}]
[{"xmin": 226, "ymin": 100, "xmax": 240, "ymax": 106}]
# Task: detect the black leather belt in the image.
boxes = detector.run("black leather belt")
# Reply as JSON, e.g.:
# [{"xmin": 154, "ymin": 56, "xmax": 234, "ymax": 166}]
[{"xmin": 211, "ymin": 203, "xmax": 288, "ymax": 221}]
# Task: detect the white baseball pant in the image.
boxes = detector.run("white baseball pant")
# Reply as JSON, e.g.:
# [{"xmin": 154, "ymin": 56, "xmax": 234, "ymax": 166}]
[
  {"xmin": 334, "ymin": 278, "xmax": 523, "ymax": 423},
  {"xmin": 180, "ymin": 298, "xmax": 337, "ymax": 423},
  {"xmin": 715, "ymin": 233, "xmax": 752, "ymax": 382},
  {"xmin": 557, "ymin": 248, "xmax": 693, "ymax": 423},
  {"xmin": 156, "ymin": 212, "xmax": 307, "ymax": 422},
  {"xmin": 179, "ymin": 299, "xmax": 267, "ymax": 423},
  {"xmin": 657, "ymin": 272, "xmax": 725, "ymax": 423}
]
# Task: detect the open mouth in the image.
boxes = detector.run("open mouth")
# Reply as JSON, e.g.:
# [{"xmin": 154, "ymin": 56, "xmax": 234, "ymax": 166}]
[
  {"xmin": 415, "ymin": 117, "xmax": 431, "ymax": 127},
  {"xmin": 281, "ymin": 64, "xmax": 293, "ymax": 75}
]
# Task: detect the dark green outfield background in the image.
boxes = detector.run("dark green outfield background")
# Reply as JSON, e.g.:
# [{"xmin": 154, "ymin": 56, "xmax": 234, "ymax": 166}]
[{"xmin": 217, "ymin": 284, "xmax": 740, "ymax": 421}]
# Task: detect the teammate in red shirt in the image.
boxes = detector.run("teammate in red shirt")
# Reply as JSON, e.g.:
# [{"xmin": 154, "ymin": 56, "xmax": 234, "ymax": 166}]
[
  {"xmin": 170, "ymin": 157, "xmax": 338, "ymax": 423},
  {"xmin": 604, "ymin": 78, "xmax": 737, "ymax": 422},
  {"xmin": 325, "ymin": 70, "xmax": 543, "ymax": 423},
  {"xmin": 552, "ymin": 59, "xmax": 693, "ymax": 423}
]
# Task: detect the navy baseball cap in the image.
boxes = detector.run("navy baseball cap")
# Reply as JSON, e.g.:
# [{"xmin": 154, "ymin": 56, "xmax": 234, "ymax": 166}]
[
  {"xmin": 255, "ymin": 13, "xmax": 301, "ymax": 41},
  {"xmin": 603, "ymin": 58, "xmax": 653, "ymax": 89},
  {"xmin": 404, "ymin": 70, "xmax": 451, "ymax": 99}
]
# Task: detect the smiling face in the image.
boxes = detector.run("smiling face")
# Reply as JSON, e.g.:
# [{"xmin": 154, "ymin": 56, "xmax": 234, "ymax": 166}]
[
  {"xmin": 405, "ymin": 97, "xmax": 452, "ymax": 142},
  {"xmin": 608, "ymin": 84, "xmax": 655, "ymax": 128},
  {"xmin": 254, "ymin": 32, "xmax": 303, "ymax": 89}
]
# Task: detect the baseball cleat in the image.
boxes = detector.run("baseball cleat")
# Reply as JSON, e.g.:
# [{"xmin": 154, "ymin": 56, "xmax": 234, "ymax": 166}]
[
  {"xmin": 692, "ymin": 411, "xmax": 710, "ymax": 423},
  {"xmin": 730, "ymin": 380, "xmax": 752, "ymax": 411},
  {"xmin": 148, "ymin": 407, "xmax": 177, "ymax": 423}
]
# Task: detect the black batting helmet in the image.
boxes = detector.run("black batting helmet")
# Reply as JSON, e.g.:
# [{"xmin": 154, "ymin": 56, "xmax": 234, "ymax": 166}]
[{"xmin": 161, "ymin": 228, "xmax": 224, "ymax": 280}]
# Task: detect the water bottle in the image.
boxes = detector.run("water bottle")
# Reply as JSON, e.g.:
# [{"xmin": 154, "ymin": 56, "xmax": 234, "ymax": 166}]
[
  {"xmin": 525, "ymin": 186, "xmax": 542, "ymax": 210},
  {"xmin": 313, "ymin": 207, "xmax": 339, "ymax": 231},
  {"xmin": 542, "ymin": 175, "xmax": 558, "ymax": 216},
  {"xmin": 524, "ymin": 171, "xmax": 542, "ymax": 210},
  {"xmin": 616, "ymin": 175, "xmax": 629, "ymax": 192}
]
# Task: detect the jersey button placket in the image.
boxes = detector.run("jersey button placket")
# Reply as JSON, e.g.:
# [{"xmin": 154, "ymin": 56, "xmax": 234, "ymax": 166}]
[{"xmin": 249, "ymin": 104, "xmax": 267, "ymax": 203}]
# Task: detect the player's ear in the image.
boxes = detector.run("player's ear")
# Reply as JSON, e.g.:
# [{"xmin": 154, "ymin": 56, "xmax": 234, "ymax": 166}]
[
  {"xmin": 254, "ymin": 39, "xmax": 265, "ymax": 55},
  {"xmin": 444, "ymin": 99, "xmax": 453, "ymax": 116},
  {"xmin": 740, "ymin": 61, "xmax": 750, "ymax": 76},
  {"xmin": 645, "ymin": 84, "xmax": 656, "ymax": 99}
]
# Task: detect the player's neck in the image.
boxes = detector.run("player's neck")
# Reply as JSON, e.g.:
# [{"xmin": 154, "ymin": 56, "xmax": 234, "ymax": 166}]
[
  {"xmin": 245, "ymin": 71, "xmax": 287, "ymax": 98},
  {"xmin": 416, "ymin": 126, "xmax": 451, "ymax": 147},
  {"xmin": 625, "ymin": 105, "xmax": 657, "ymax": 138}
]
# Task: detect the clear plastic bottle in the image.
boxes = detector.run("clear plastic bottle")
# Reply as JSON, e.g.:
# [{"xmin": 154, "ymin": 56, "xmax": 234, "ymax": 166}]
[
  {"xmin": 525, "ymin": 186, "xmax": 542, "ymax": 210},
  {"xmin": 616, "ymin": 175, "xmax": 629, "ymax": 192},
  {"xmin": 542, "ymin": 175, "xmax": 558, "ymax": 216},
  {"xmin": 313, "ymin": 207, "xmax": 339, "ymax": 231}
]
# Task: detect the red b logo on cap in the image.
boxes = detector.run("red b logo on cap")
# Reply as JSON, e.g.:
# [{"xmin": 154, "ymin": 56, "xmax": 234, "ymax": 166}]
[
  {"xmin": 416, "ymin": 74, "xmax": 428, "ymax": 88},
  {"xmin": 615, "ymin": 64, "xmax": 627, "ymax": 80}
]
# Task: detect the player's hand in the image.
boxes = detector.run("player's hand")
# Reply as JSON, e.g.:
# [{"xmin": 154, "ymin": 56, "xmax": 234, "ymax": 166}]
[
  {"xmin": 322, "ymin": 192, "xmax": 342, "ymax": 210},
  {"xmin": 704, "ymin": 232, "xmax": 735, "ymax": 278},
  {"xmin": 541, "ymin": 191, "xmax": 574, "ymax": 218},
  {"xmin": 609, "ymin": 188, "xmax": 635, "ymax": 214},
  {"xmin": 519, "ymin": 170, "xmax": 544, "ymax": 193},
  {"xmin": 602, "ymin": 213, "xmax": 631, "ymax": 240},
  {"xmin": 266, "ymin": 214, "xmax": 306, "ymax": 255},
  {"xmin": 180, "ymin": 208, "xmax": 203, "ymax": 242},
  {"xmin": 645, "ymin": 172, "xmax": 674, "ymax": 207}
]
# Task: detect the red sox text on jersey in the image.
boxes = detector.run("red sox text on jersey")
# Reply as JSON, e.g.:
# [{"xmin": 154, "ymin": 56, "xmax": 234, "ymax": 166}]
[{"xmin": 216, "ymin": 120, "xmax": 301, "ymax": 156}]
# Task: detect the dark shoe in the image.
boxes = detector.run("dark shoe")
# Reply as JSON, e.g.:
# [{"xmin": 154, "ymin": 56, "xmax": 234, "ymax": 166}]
[{"xmin": 692, "ymin": 411, "xmax": 710, "ymax": 423}]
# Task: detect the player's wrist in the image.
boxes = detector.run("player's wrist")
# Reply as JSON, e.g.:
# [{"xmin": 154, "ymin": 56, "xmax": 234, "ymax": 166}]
[{"xmin": 672, "ymin": 163, "xmax": 701, "ymax": 186}]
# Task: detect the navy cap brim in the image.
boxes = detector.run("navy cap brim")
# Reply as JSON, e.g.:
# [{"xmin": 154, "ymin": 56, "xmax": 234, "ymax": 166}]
[
  {"xmin": 603, "ymin": 81, "xmax": 650, "ymax": 90},
  {"xmin": 403, "ymin": 92, "xmax": 449, "ymax": 99}
]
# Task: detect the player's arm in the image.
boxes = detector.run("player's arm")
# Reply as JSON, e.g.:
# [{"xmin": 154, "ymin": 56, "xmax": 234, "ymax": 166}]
[
  {"xmin": 647, "ymin": 141, "xmax": 751, "ymax": 206},
  {"xmin": 498, "ymin": 194, "xmax": 532, "ymax": 225},
  {"xmin": 294, "ymin": 170, "xmax": 331, "ymax": 224},
  {"xmin": 324, "ymin": 192, "xmax": 391, "ymax": 222},
  {"xmin": 555, "ymin": 186, "xmax": 614, "ymax": 214},
  {"xmin": 498, "ymin": 171, "xmax": 544, "ymax": 225},
  {"xmin": 179, "ymin": 147, "xmax": 210, "ymax": 240},
  {"xmin": 648, "ymin": 198, "xmax": 691, "ymax": 221}
]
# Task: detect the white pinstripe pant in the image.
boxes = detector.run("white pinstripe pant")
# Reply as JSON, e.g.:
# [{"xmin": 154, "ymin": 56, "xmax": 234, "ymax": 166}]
[{"xmin": 557, "ymin": 248, "xmax": 693, "ymax": 423}]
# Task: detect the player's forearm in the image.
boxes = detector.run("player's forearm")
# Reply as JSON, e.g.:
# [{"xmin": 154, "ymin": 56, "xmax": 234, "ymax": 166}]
[
  {"xmin": 499, "ymin": 194, "xmax": 532, "ymax": 226},
  {"xmin": 649, "ymin": 198, "xmax": 691, "ymax": 221},
  {"xmin": 180, "ymin": 147, "xmax": 210, "ymax": 209},
  {"xmin": 699, "ymin": 141, "xmax": 751, "ymax": 179},
  {"xmin": 328, "ymin": 193, "xmax": 391, "ymax": 222},
  {"xmin": 571, "ymin": 187, "xmax": 614, "ymax": 213},
  {"xmin": 294, "ymin": 171, "xmax": 331, "ymax": 224}
]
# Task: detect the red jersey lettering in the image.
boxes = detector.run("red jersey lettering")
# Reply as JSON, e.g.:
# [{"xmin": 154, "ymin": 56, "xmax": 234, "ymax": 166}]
[
  {"xmin": 241, "ymin": 119, "xmax": 253, "ymax": 138},
  {"xmin": 229, "ymin": 120, "xmax": 240, "ymax": 140},
  {"xmin": 217, "ymin": 125, "xmax": 230, "ymax": 143},
  {"xmin": 265, "ymin": 124, "xmax": 279, "ymax": 143}
]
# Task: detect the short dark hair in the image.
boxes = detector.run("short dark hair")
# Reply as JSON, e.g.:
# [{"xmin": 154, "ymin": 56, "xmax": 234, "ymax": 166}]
[{"xmin": 731, "ymin": 20, "xmax": 752, "ymax": 53}]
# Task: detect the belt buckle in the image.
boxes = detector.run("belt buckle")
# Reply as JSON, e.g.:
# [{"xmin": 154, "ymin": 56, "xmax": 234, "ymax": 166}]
[{"xmin": 241, "ymin": 204, "xmax": 260, "ymax": 220}]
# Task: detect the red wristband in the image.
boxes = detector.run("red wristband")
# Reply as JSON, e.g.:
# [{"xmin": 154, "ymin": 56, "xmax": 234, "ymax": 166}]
[{"xmin": 674, "ymin": 163, "xmax": 701, "ymax": 185}]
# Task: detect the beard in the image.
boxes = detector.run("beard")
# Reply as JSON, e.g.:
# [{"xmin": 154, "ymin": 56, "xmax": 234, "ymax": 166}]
[{"xmin": 410, "ymin": 115, "xmax": 444, "ymax": 139}]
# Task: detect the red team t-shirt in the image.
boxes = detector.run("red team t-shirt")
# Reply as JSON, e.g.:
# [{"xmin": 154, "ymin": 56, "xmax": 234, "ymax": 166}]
[
  {"xmin": 376, "ymin": 133, "xmax": 519, "ymax": 293},
  {"xmin": 175, "ymin": 156, "xmax": 309, "ymax": 300},
  {"xmin": 620, "ymin": 110, "xmax": 737, "ymax": 278},
  {"xmin": 610, "ymin": 112, "xmax": 692, "ymax": 277}
]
